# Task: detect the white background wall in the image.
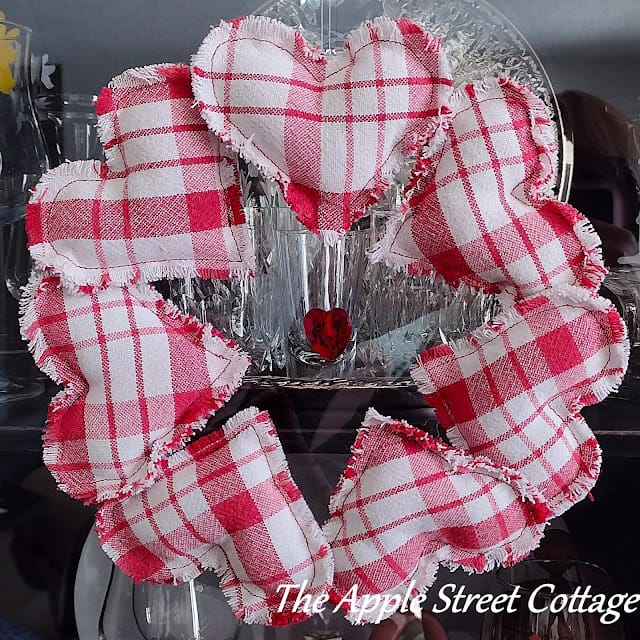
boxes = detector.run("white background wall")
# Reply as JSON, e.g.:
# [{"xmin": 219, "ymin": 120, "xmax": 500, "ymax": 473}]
[{"xmin": 2, "ymin": 0, "xmax": 639, "ymax": 119}]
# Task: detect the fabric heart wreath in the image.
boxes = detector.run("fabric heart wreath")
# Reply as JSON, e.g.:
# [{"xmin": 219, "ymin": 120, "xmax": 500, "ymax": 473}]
[
  {"xmin": 192, "ymin": 16, "xmax": 454, "ymax": 239},
  {"xmin": 19, "ymin": 13, "xmax": 630, "ymax": 630}
]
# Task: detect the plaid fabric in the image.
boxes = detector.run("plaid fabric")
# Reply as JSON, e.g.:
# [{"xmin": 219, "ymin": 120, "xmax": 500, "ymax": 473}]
[
  {"xmin": 413, "ymin": 287, "xmax": 628, "ymax": 516},
  {"xmin": 96, "ymin": 408, "xmax": 333, "ymax": 626},
  {"xmin": 27, "ymin": 63, "xmax": 254, "ymax": 287},
  {"xmin": 20, "ymin": 271, "xmax": 249, "ymax": 504},
  {"xmin": 324, "ymin": 409, "xmax": 548, "ymax": 625},
  {"xmin": 192, "ymin": 16, "xmax": 453, "ymax": 236},
  {"xmin": 375, "ymin": 78, "xmax": 606, "ymax": 298}
]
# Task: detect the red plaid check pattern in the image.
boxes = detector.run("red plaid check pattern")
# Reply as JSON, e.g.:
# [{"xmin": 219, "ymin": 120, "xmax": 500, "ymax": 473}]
[
  {"xmin": 375, "ymin": 78, "xmax": 606, "ymax": 298},
  {"xmin": 192, "ymin": 16, "xmax": 453, "ymax": 236},
  {"xmin": 96, "ymin": 408, "xmax": 333, "ymax": 626},
  {"xmin": 413, "ymin": 287, "xmax": 628, "ymax": 516},
  {"xmin": 20, "ymin": 272, "xmax": 249, "ymax": 504},
  {"xmin": 27, "ymin": 63, "xmax": 254, "ymax": 287},
  {"xmin": 323, "ymin": 409, "xmax": 548, "ymax": 624}
]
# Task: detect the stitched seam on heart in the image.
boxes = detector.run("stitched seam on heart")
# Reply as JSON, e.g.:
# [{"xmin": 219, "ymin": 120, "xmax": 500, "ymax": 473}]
[
  {"xmin": 93, "ymin": 411, "xmax": 264, "ymax": 585},
  {"xmin": 96, "ymin": 408, "xmax": 333, "ymax": 626},
  {"xmin": 27, "ymin": 161, "xmax": 256, "ymax": 286},
  {"xmin": 101, "ymin": 63, "xmax": 253, "ymax": 279},
  {"xmin": 203, "ymin": 410, "xmax": 334, "ymax": 625},
  {"xmin": 415, "ymin": 290, "xmax": 628, "ymax": 411},
  {"xmin": 23, "ymin": 63, "xmax": 255, "ymax": 284},
  {"xmin": 411, "ymin": 287, "xmax": 628, "ymax": 515},
  {"xmin": 411, "ymin": 86, "xmax": 554, "ymax": 290},
  {"xmin": 95, "ymin": 63, "xmax": 192, "ymax": 172},
  {"xmin": 325, "ymin": 408, "xmax": 548, "ymax": 622},
  {"xmin": 325, "ymin": 407, "xmax": 548, "ymax": 526}
]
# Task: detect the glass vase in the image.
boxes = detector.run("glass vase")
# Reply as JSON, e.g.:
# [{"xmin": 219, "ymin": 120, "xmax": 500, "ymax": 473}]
[
  {"xmin": 47, "ymin": 93, "xmax": 103, "ymax": 163},
  {"xmin": 0, "ymin": 20, "xmax": 47, "ymax": 402}
]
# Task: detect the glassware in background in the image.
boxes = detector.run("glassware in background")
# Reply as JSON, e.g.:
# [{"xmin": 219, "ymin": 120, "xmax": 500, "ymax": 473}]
[
  {"xmin": 243, "ymin": 204, "xmax": 298, "ymax": 372},
  {"xmin": 558, "ymin": 91, "xmax": 640, "ymax": 396},
  {"xmin": 0, "ymin": 19, "xmax": 47, "ymax": 401},
  {"xmin": 169, "ymin": 204, "xmax": 496, "ymax": 381},
  {"xmin": 98, "ymin": 563, "xmax": 242, "ymax": 640},
  {"xmin": 601, "ymin": 267, "xmax": 640, "ymax": 397},
  {"xmin": 304, "ymin": 607, "xmax": 343, "ymax": 640},
  {"xmin": 46, "ymin": 93, "xmax": 103, "ymax": 163},
  {"xmin": 168, "ymin": 205, "xmax": 297, "ymax": 375},
  {"xmin": 0, "ymin": 21, "xmax": 48, "ymax": 224},
  {"xmin": 4, "ymin": 218, "xmax": 29, "ymax": 300},
  {"xmin": 279, "ymin": 228, "xmax": 368, "ymax": 379},
  {"xmin": 169, "ymin": 276, "xmax": 247, "ymax": 344},
  {"xmin": 360, "ymin": 209, "xmax": 437, "ymax": 377},
  {"xmin": 481, "ymin": 560, "xmax": 626, "ymax": 640}
]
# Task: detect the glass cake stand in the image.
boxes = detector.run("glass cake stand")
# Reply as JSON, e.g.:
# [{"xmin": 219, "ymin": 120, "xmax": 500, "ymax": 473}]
[
  {"xmin": 169, "ymin": 0, "xmax": 572, "ymax": 389},
  {"xmin": 255, "ymin": 0, "xmax": 571, "ymax": 200}
]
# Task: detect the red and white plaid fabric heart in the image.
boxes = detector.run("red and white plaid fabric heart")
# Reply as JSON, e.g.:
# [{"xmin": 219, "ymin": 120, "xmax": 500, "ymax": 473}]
[
  {"xmin": 96, "ymin": 408, "xmax": 333, "ymax": 626},
  {"xmin": 20, "ymin": 271, "xmax": 249, "ymax": 504},
  {"xmin": 323, "ymin": 409, "xmax": 548, "ymax": 624},
  {"xmin": 373, "ymin": 78, "xmax": 606, "ymax": 298},
  {"xmin": 27, "ymin": 63, "xmax": 254, "ymax": 287},
  {"xmin": 413, "ymin": 287, "xmax": 628, "ymax": 515},
  {"xmin": 192, "ymin": 16, "xmax": 453, "ymax": 238}
]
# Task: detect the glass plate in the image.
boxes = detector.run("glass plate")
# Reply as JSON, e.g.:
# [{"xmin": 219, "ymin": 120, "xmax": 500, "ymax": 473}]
[
  {"xmin": 254, "ymin": 0, "xmax": 571, "ymax": 198},
  {"xmin": 171, "ymin": 0, "xmax": 572, "ymax": 388}
]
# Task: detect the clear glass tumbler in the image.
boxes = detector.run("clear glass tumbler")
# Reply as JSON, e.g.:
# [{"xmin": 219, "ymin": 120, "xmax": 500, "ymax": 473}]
[
  {"xmin": 278, "ymin": 228, "xmax": 368, "ymax": 379},
  {"xmin": 47, "ymin": 93, "xmax": 103, "ymax": 163}
]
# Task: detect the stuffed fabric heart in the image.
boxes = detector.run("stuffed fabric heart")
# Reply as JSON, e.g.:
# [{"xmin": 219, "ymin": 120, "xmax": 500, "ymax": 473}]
[
  {"xmin": 323, "ymin": 409, "xmax": 548, "ymax": 625},
  {"xmin": 96, "ymin": 408, "xmax": 333, "ymax": 626},
  {"xmin": 412, "ymin": 287, "xmax": 628, "ymax": 515},
  {"xmin": 27, "ymin": 63, "xmax": 254, "ymax": 287},
  {"xmin": 20, "ymin": 271, "xmax": 249, "ymax": 504},
  {"xmin": 373, "ymin": 78, "xmax": 606, "ymax": 298},
  {"xmin": 192, "ymin": 16, "xmax": 453, "ymax": 238}
]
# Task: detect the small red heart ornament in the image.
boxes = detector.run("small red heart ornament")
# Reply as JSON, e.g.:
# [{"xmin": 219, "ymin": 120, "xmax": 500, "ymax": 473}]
[{"xmin": 303, "ymin": 308, "xmax": 353, "ymax": 360}]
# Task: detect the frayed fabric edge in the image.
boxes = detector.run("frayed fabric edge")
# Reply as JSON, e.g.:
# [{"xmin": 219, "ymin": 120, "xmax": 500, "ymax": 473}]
[
  {"xmin": 30, "ymin": 246, "xmax": 255, "ymax": 290},
  {"xmin": 448, "ymin": 77, "xmax": 558, "ymax": 197},
  {"xmin": 107, "ymin": 62, "xmax": 190, "ymax": 90},
  {"xmin": 192, "ymin": 15, "xmax": 452, "ymax": 240},
  {"xmin": 328, "ymin": 408, "xmax": 548, "ymax": 625},
  {"xmin": 94, "ymin": 506, "xmax": 208, "ymax": 586},
  {"xmin": 340, "ymin": 558, "xmax": 440, "ymax": 625}
]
